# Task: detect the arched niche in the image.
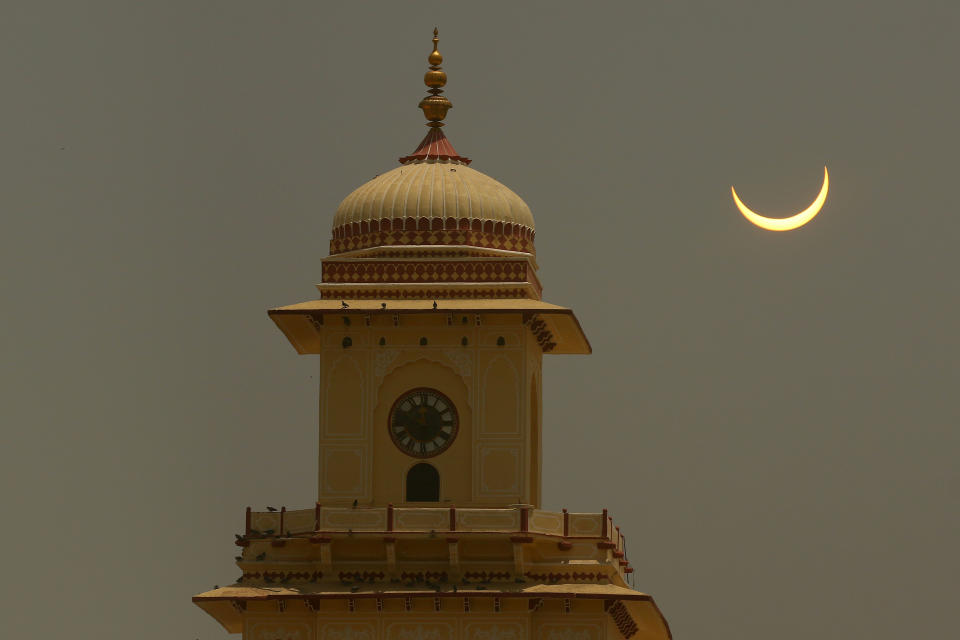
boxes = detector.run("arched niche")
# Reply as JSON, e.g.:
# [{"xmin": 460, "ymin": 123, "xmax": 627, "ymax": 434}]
[
  {"xmin": 406, "ymin": 463, "xmax": 440, "ymax": 502},
  {"xmin": 372, "ymin": 358, "xmax": 472, "ymax": 505}
]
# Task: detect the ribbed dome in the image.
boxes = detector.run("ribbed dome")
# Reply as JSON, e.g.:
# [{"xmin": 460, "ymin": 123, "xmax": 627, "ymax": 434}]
[
  {"xmin": 328, "ymin": 128, "xmax": 536, "ymax": 256},
  {"xmin": 333, "ymin": 160, "xmax": 535, "ymax": 231}
]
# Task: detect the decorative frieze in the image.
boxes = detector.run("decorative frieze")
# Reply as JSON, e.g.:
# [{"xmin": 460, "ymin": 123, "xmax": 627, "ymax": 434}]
[
  {"xmin": 524, "ymin": 571, "xmax": 607, "ymax": 583},
  {"xmin": 320, "ymin": 287, "xmax": 533, "ymax": 300},
  {"xmin": 322, "ymin": 261, "xmax": 534, "ymax": 287},
  {"xmin": 339, "ymin": 571, "xmax": 387, "ymax": 583},
  {"xmin": 241, "ymin": 571, "xmax": 323, "ymax": 584},
  {"xmin": 537, "ymin": 624, "xmax": 600, "ymax": 640},
  {"xmin": 462, "ymin": 571, "xmax": 512, "ymax": 582},
  {"xmin": 330, "ymin": 229, "xmax": 534, "ymax": 257}
]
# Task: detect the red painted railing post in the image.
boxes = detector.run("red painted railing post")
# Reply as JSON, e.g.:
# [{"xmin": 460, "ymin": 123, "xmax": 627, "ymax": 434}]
[
  {"xmin": 315, "ymin": 502, "xmax": 322, "ymax": 531},
  {"xmin": 245, "ymin": 506, "xmax": 251, "ymax": 536},
  {"xmin": 562, "ymin": 508, "xmax": 569, "ymax": 537},
  {"xmin": 449, "ymin": 505, "xmax": 456, "ymax": 531},
  {"xmin": 601, "ymin": 508, "xmax": 608, "ymax": 539},
  {"xmin": 387, "ymin": 503, "xmax": 394, "ymax": 532},
  {"xmin": 521, "ymin": 506, "xmax": 529, "ymax": 533},
  {"xmin": 280, "ymin": 506, "xmax": 286, "ymax": 535}
]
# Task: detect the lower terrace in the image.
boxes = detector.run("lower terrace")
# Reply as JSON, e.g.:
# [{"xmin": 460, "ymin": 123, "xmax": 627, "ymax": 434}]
[{"xmin": 235, "ymin": 505, "xmax": 634, "ymax": 588}]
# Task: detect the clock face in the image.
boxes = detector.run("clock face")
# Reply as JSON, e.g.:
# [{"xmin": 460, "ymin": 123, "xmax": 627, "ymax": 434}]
[{"xmin": 388, "ymin": 388, "xmax": 459, "ymax": 458}]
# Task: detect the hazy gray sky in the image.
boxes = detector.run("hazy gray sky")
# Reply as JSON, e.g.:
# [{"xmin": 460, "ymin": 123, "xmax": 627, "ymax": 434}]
[{"xmin": 2, "ymin": 2, "xmax": 957, "ymax": 639}]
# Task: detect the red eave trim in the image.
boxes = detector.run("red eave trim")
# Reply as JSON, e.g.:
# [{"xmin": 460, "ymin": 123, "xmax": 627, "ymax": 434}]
[
  {"xmin": 193, "ymin": 591, "xmax": 654, "ymax": 603},
  {"xmin": 398, "ymin": 128, "xmax": 471, "ymax": 164}
]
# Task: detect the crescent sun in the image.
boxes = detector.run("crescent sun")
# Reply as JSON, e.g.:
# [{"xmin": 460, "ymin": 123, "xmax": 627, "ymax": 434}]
[{"xmin": 732, "ymin": 166, "xmax": 829, "ymax": 231}]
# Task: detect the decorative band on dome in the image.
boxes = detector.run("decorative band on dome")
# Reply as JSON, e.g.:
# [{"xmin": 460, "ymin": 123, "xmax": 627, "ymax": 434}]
[
  {"xmin": 329, "ymin": 217, "xmax": 535, "ymax": 256},
  {"xmin": 399, "ymin": 128, "xmax": 471, "ymax": 164}
]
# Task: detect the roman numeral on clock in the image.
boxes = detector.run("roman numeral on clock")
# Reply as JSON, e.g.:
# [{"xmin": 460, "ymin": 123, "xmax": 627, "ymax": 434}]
[{"xmin": 389, "ymin": 389, "xmax": 459, "ymax": 458}]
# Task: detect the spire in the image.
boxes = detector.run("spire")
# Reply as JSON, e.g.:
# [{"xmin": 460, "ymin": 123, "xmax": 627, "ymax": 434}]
[
  {"xmin": 400, "ymin": 29, "xmax": 470, "ymax": 164},
  {"xmin": 418, "ymin": 28, "xmax": 452, "ymax": 127}
]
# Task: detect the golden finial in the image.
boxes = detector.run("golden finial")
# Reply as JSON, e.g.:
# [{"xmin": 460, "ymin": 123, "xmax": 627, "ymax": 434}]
[
  {"xmin": 428, "ymin": 27, "xmax": 443, "ymax": 66},
  {"xmin": 418, "ymin": 27, "xmax": 452, "ymax": 127}
]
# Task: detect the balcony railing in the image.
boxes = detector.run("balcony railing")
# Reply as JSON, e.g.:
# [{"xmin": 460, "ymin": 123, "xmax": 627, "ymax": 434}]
[{"xmin": 244, "ymin": 504, "xmax": 627, "ymax": 563}]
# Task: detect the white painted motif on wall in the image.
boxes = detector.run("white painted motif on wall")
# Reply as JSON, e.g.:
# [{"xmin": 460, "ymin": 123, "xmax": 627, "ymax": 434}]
[
  {"xmin": 375, "ymin": 353, "xmax": 474, "ymax": 408},
  {"xmin": 537, "ymin": 624, "xmax": 601, "ymax": 640},
  {"xmin": 529, "ymin": 511, "xmax": 563, "ymax": 535},
  {"xmin": 374, "ymin": 349, "xmax": 401, "ymax": 379},
  {"xmin": 394, "ymin": 508, "xmax": 448, "ymax": 530},
  {"xmin": 441, "ymin": 349, "xmax": 473, "ymax": 379},
  {"xmin": 250, "ymin": 621, "xmax": 312, "ymax": 640},
  {"xmin": 568, "ymin": 514, "xmax": 603, "ymax": 536},
  {"xmin": 283, "ymin": 509, "xmax": 315, "ymax": 533},
  {"xmin": 323, "ymin": 623, "xmax": 376, "ymax": 640},
  {"xmin": 385, "ymin": 621, "xmax": 454, "ymax": 640},
  {"xmin": 251, "ymin": 512, "xmax": 280, "ymax": 532},
  {"xmin": 321, "ymin": 506, "xmax": 386, "ymax": 529},
  {"xmin": 456, "ymin": 508, "xmax": 520, "ymax": 530},
  {"xmin": 464, "ymin": 621, "xmax": 525, "ymax": 640}
]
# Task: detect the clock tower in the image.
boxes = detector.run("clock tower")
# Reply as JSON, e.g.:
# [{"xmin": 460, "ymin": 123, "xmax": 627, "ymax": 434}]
[{"xmin": 194, "ymin": 30, "xmax": 671, "ymax": 640}]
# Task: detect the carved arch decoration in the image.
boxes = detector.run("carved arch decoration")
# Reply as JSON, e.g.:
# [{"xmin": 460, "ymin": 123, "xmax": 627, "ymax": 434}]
[{"xmin": 373, "ymin": 351, "xmax": 474, "ymax": 409}]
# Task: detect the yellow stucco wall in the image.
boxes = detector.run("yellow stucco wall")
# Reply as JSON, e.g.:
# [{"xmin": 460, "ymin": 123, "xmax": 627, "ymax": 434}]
[
  {"xmin": 239, "ymin": 604, "xmax": 610, "ymax": 640},
  {"xmin": 316, "ymin": 313, "xmax": 543, "ymax": 507},
  {"xmin": 230, "ymin": 597, "xmax": 671, "ymax": 640}
]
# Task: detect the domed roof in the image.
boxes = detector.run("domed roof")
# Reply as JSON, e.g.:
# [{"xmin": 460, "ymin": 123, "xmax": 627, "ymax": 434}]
[
  {"xmin": 330, "ymin": 129, "xmax": 536, "ymax": 256},
  {"xmin": 327, "ymin": 29, "xmax": 536, "ymax": 257},
  {"xmin": 333, "ymin": 149, "xmax": 534, "ymax": 232}
]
